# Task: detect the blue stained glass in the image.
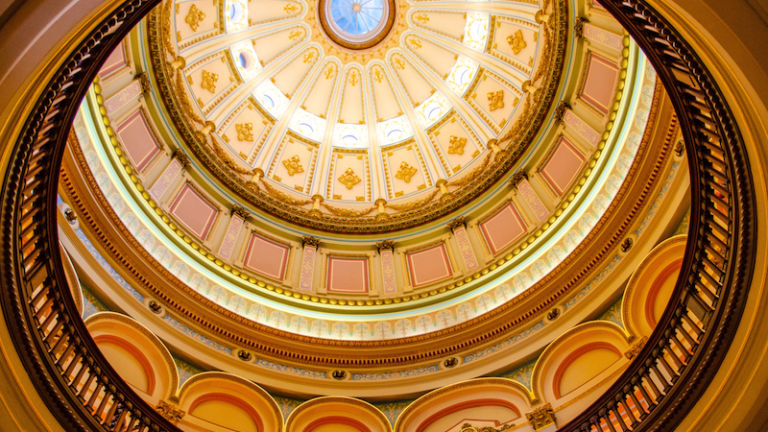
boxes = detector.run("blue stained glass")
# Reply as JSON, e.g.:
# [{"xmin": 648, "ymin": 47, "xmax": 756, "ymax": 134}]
[{"xmin": 329, "ymin": 0, "xmax": 385, "ymax": 36}]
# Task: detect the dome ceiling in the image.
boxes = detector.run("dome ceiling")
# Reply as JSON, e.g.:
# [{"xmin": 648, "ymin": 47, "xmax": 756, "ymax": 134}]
[
  {"xmin": 148, "ymin": 0, "xmax": 567, "ymax": 232},
  {"xmin": 61, "ymin": 0, "xmax": 693, "ymax": 398}
]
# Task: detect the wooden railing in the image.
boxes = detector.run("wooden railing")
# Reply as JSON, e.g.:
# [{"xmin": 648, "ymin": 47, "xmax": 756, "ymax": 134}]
[
  {"xmin": 556, "ymin": 0, "xmax": 757, "ymax": 430},
  {"xmin": 0, "ymin": 0, "xmax": 756, "ymax": 431},
  {"xmin": 0, "ymin": 1, "xmax": 178, "ymax": 430}
]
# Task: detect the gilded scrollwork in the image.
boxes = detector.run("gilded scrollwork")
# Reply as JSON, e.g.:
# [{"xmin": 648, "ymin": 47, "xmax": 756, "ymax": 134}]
[
  {"xmin": 184, "ymin": 4, "xmax": 205, "ymax": 32},
  {"xmin": 395, "ymin": 161, "xmax": 417, "ymax": 183},
  {"xmin": 507, "ymin": 29, "xmax": 527, "ymax": 54},
  {"xmin": 283, "ymin": 155, "xmax": 305, "ymax": 176},
  {"xmin": 337, "ymin": 168, "xmax": 361, "ymax": 190},
  {"xmin": 488, "ymin": 90, "xmax": 505, "ymax": 111}
]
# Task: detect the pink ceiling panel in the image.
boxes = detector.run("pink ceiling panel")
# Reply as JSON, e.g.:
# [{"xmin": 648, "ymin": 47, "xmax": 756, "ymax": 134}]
[
  {"xmin": 169, "ymin": 184, "xmax": 218, "ymax": 240},
  {"xmin": 480, "ymin": 203, "xmax": 527, "ymax": 254},
  {"xmin": 326, "ymin": 256, "xmax": 369, "ymax": 294},
  {"xmin": 98, "ymin": 41, "xmax": 127, "ymax": 79},
  {"xmin": 580, "ymin": 53, "xmax": 620, "ymax": 114},
  {"xmin": 407, "ymin": 243, "xmax": 453, "ymax": 287},
  {"xmin": 116, "ymin": 111, "xmax": 161, "ymax": 171},
  {"xmin": 541, "ymin": 138, "xmax": 585, "ymax": 196},
  {"xmin": 243, "ymin": 233, "xmax": 290, "ymax": 280}
]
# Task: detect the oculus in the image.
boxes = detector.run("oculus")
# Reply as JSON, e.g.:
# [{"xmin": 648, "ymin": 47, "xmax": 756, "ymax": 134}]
[{"xmin": 319, "ymin": 0, "xmax": 396, "ymax": 49}]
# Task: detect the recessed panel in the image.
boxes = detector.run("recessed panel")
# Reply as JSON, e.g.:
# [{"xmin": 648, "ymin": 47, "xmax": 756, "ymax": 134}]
[
  {"xmin": 243, "ymin": 233, "xmax": 290, "ymax": 280},
  {"xmin": 541, "ymin": 138, "xmax": 585, "ymax": 195},
  {"xmin": 407, "ymin": 243, "xmax": 452, "ymax": 287},
  {"xmin": 169, "ymin": 184, "xmax": 218, "ymax": 239},
  {"xmin": 580, "ymin": 53, "xmax": 620, "ymax": 114},
  {"xmin": 116, "ymin": 111, "xmax": 161, "ymax": 171},
  {"xmin": 327, "ymin": 256, "xmax": 369, "ymax": 294},
  {"xmin": 480, "ymin": 203, "xmax": 527, "ymax": 254}
]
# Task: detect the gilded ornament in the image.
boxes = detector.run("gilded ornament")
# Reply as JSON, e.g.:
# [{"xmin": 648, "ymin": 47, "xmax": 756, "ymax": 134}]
[
  {"xmin": 349, "ymin": 70, "xmax": 359, "ymax": 86},
  {"xmin": 200, "ymin": 70, "xmax": 218, "ymax": 93},
  {"xmin": 507, "ymin": 29, "xmax": 527, "ymax": 54},
  {"xmin": 408, "ymin": 36, "xmax": 423, "ymax": 49},
  {"xmin": 414, "ymin": 13, "xmax": 429, "ymax": 24},
  {"xmin": 303, "ymin": 49, "xmax": 317, "ymax": 64},
  {"xmin": 488, "ymin": 90, "xmax": 505, "ymax": 111},
  {"xmin": 184, "ymin": 4, "xmax": 205, "ymax": 32},
  {"xmin": 284, "ymin": 2, "xmax": 299, "ymax": 14},
  {"xmin": 282, "ymin": 155, "xmax": 305, "ymax": 176},
  {"xmin": 373, "ymin": 68, "xmax": 384, "ymax": 83},
  {"xmin": 395, "ymin": 161, "xmax": 417, "ymax": 183},
  {"xmin": 156, "ymin": 400, "xmax": 185, "ymax": 424},
  {"xmin": 574, "ymin": 16, "xmax": 589, "ymax": 39},
  {"xmin": 324, "ymin": 64, "xmax": 337, "ymax": 80},
  {"xmin": 625, "ymin": 336, "xmax": 648, "ymax": 359},
  {"xmin": 394, "ymin": 56, "xmax": 406, "ymax": 70},
  {"xmin": 289, "ymin": 29, "xmax": 304, "ymax": 41},
  {"xmin": 235, "ymin": 122, "xmax": 254, "ymax": 141},
  {"xmin": 337, "ymin": 168, "xmax": 362, "ymax": 190},
  {"xmin": 448, "ymin": 136, "xmax": 467, "ymax": 155},
  {"xmin": 526, "ymin": 403, "xmax": 556, "ymax": 430}
]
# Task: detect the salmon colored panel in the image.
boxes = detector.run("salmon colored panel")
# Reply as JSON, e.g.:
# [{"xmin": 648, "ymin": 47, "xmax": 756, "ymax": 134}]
[
  {"xmin": 407, "ymin": 244, "xmax": 452, "ymax": 287},
  {"xmin": 541, "ymin": 138, "xmax": 585, "ymax": 195},
  {"xmin": 169, "ymin": 184, "xmax": 218, "ymax": 239},
  {"xmin": 580, "ymin": 53, "xmax": 620, "ymax": 114},
  {"xmin": 244, "ymin": 233, "xmax": 290, "ymax": 280},
  {"xmin": 326, "ymin": 257, "xmax": 369, "ymax": 294},
  {"xmin": 189, "ymin": 399, "xmax": 259, "ymax": 432},
  {"xmin": 555, "ymin": 343, "xmax": 622, "ymax": 398},
  {"xmin": 480, "ymin": 203, "xmax": 527, "ymax": 254},
  {"xmin": 305, "ymin": 416, "xmax": 371, "ymax": 432},
  {"xmin": 98, "ymin": 41, "xmax": 126, "ymax": 78},
  {"xmin": 418, "ymin": 399, "xmax": 520, "ymax": 432},
  {"xmin": 116, "ymin": 111, "xmax": 161, "ymax": 171},
  {"xmin": 93, "ymin": 337, "xmax": 151, "ymax": 394},
  {"xmin": 647, "ymin": 260, "xmax": 682, "ymax": 327}
]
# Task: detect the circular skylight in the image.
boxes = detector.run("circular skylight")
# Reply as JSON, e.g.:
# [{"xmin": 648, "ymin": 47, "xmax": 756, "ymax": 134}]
[{"xmin": 320, "ymin": 0, "xmax": 394, "ymax": 49}]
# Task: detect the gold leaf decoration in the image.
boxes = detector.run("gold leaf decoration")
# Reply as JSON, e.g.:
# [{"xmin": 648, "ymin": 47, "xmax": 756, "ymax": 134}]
[
  {"xmin": 283, "ymin": 2, "xmax": 299, "ymax": 14},
  {"xmin": 414, "ymin": 13, "xmax": 429, "ymax": 24},
  {"xmin": 507, "ymin": 29, "xmax": 527, "ymax": 55},
  {"xmin": 201, "ymin": 70, "xmax": 218, "ymax": 93},
  {"xmin": 324, "ymin": 64, "xmax": 337, "ymax": 80},
  {"xmin": 488, "ymin": 90, "xmax": 504, "ymax": 111},
  {"xmin": 373, "ymin": 68, "xmax": 384, "ymax": 83},
  {"xmin": 282, "ymin": 155, "xmax": 304, "ymax": 176},
  {"xmin": 235, "ymin": 123, "xmax": 254, "ymax": 141},
  {"xmin": 337, "ymin": 168, "xmax": 362, "ymax": 190},
  {"xmin": 448, "ymin": 136, "xmax": 467, "ymax": 155},
  {"xmin": 289, "ymin": 29, "xmax": 304, "ymax": 41},
  {"xmin": 395, "ymin": 161, "xmax": 417, "ymax": 183},
  {"xmin": 184, "ymin": 4, "xmax": 205, "ymax": 32}
]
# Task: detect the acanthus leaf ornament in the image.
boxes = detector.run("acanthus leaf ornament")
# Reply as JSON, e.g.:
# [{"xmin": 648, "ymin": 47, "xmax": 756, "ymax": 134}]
[
  {"xmin": 488, "ymin": 90, "xmax": 505, "ymax": 111},
  {"xmin": 184, "ymin": 4, "xmax": 205, "ymax": 32},
  {"xmin": 448, "ymin": 136, "xmax": 467, "ymax": 155},
  {"xmin": 200, "ymin": 70, "xmax": 218, "ymax": 93},
  {"xmin": 395, "ymin": 161, "xmax": 417, "ymax": 183},
  {"xmin": 282, "ymin": 155, "xmax": 305, "ymax": 176},
  {"xmin": 507, "ymin": 29, "xmax": 527, "ymax": 54},
  {"xmin": 338, "ymin": 168, "xmax": 362, "ymax": 190},
  {"xmin": 235, "ymin": 123, "xmax": 254, "ymax": 142}
]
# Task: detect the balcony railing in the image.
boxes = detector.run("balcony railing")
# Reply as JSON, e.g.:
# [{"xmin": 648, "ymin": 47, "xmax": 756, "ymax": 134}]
[{"xmin": 0, "ymin": 0, "xmax": 756, "ymax": 431}]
